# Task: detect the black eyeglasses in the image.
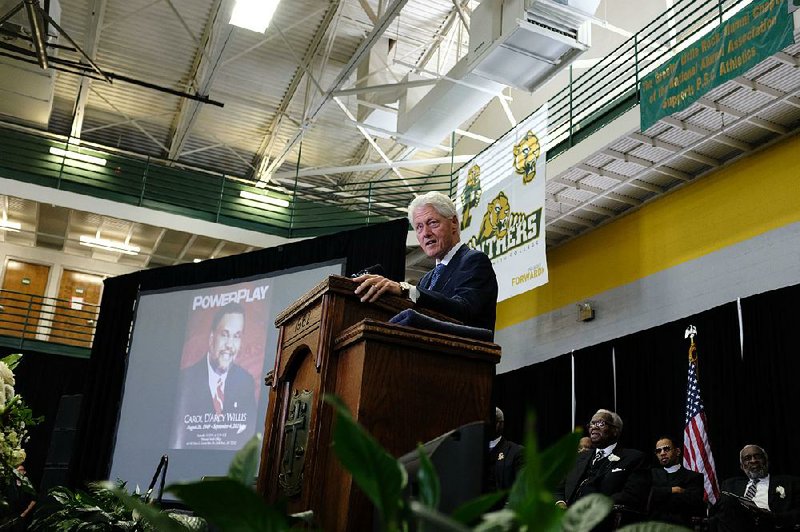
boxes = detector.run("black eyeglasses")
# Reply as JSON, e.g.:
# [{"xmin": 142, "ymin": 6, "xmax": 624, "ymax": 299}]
[
  {"xmin": 587, "ymin": 419, "xmax": 615, "ymax": 429},
  {"xmin": 654, "ymin": 446, "xmax": 673, "ymax": 454}
]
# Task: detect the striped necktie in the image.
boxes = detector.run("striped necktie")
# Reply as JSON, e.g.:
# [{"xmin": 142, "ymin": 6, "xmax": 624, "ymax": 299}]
[
  {"xmin": 744, "ymin": 479, "xmax": 759, "ymax": 499},
  {"xmin": 429, "ymin": 263, "xmax": 445, "ymax": 289},
  {"xmin": 213, "ymin": 377, "xmax": 224, "ymax": 414},
  {"xmin": 592, "ymin": 449, "xmax": 605, "ymax": 467}
]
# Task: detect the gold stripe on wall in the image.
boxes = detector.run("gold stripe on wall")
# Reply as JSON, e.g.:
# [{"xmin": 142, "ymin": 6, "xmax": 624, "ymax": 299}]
[{"xmin": 496, "ymin": 133, "xmax": 800, "ymax": 330}]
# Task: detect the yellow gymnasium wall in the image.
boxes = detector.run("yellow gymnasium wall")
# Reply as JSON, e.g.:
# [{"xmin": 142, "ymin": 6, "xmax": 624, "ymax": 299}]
[{"xmin": 496, "ymin": 133, "xmax": 800, "ymax": 331}]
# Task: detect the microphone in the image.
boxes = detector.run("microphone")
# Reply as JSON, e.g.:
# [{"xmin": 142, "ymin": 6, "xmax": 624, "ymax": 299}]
[{"xmin": 351, "ymin": 264, "xmax": 385, "ymax": 278}]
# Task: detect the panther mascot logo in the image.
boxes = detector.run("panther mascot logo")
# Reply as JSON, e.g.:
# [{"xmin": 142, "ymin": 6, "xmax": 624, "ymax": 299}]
[
  {"xmin": 468, "ymin": 191, "xmax": 515, "ymax": 248},
  {"xmin": 460, "ymin": 164, "xmax": 483, "ymax": 230},
  {"xmin": 512, "ymin": 130, "xmax": 541, "ymax": 184}
]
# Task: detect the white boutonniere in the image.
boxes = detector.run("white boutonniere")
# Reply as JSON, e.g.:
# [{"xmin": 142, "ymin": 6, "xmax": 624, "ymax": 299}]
[
  {"xmin": 611, "ymin": 468, "xmax": 624, "ymax": 472},
  {"xmin": 608, "ymin": 454, "xmax": 620, "ymax": 462},
  {"xmin": 776, "ymin": 486, "xmax": 786, "ymax": 499}
]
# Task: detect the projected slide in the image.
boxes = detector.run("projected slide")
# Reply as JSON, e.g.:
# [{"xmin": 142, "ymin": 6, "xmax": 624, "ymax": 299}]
[
  {"xmin": 110, "ymin": 260, "xmax": 343, "ymax": 488},
  {"xmin": 171, "ymin": 280, "xmax": 270, "ymax": 450}
]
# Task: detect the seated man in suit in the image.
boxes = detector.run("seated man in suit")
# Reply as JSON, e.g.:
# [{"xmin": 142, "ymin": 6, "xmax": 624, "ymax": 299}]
[
  {"xmin": 647, "ymin": 436, "xmax": 706, "ymax": 525},
  {"xmin": 354, "ymin": 191, "xmax": 498, "ymax": 335},
  {"xmin": 710, "ymin": 444, "xmax": 800, "ymax": 531},
  {"xmin": 486, "ymin": 407, "xmax": 524, "ymax": 496},
  {"xmin": 554, "ymin": 409, "xmax": 649, "ymax": 529},
  {"xmin": 578, "ymin": 436, "xmax": 593, "ymax": 453}
]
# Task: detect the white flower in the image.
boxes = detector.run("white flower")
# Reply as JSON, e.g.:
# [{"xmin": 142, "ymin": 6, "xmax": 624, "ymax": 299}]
[
  {"xmin": 0, "ymin": 362, "xmax": 14, "ymax": 386},
  {"xmin": 607, "ymin": 454, "xmax": 621, "ymax": 462},
  {"xmin": 776, "ymin": 486, "xmax": 786, "ymax": 499}
]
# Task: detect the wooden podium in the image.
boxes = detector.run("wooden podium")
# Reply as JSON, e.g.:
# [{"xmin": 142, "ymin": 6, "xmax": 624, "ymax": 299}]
[{"xmin": 257, "ymin": 275, "xmax": 500, "ymax": 531}]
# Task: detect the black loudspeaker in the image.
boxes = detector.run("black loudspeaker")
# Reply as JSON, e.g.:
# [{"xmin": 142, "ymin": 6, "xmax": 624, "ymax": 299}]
[
  {"xmin": 40, "ymin": 394, "xmax": 82, "ymax": 492},
  {"xmin": 399, "ymin": 421, "xmax": 487, "ymax": 515}
]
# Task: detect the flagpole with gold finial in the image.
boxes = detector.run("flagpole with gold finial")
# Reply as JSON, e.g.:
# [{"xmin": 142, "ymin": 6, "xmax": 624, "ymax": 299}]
[{"xmin": 685, "ymin": 325, "xmax": 698, "ymax": 376}]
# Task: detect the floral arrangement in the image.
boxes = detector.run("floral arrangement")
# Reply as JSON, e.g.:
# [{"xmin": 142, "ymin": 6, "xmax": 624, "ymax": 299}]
[{"xmin": 0, "ymin": 353, "xmax": 41, "ymax": 523}]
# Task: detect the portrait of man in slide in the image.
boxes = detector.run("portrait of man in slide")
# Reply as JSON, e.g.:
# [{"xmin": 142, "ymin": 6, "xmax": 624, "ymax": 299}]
[{"xmin": 171, "ymin": 295, "xmax": 267, "ymax": 449}]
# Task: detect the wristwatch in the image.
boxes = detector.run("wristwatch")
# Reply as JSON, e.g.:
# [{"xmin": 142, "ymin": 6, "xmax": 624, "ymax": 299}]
[{"xmin": 398, "ymin": 281, "xmax": 412, "ymax": 298}]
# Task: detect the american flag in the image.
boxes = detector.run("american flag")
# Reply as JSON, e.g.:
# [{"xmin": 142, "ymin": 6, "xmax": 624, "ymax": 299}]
[{"xmin": 682, "ymin": 337, "xmax": 720, "ymax": 504}]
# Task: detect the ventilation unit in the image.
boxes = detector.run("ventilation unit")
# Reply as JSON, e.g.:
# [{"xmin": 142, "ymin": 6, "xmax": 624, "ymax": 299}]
[
  {"xmin": 396, "ymin": 0, "xmax": 600, "ymax": 148},
  {"xmin": 0, "ymin": 0, "xmax": 61, "ymax": 127}
]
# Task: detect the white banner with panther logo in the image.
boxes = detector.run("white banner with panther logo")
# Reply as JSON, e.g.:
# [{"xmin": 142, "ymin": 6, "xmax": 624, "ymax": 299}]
[{"xmin": 456, "ymin": 105, "xmax": 548, "ymax": 302}]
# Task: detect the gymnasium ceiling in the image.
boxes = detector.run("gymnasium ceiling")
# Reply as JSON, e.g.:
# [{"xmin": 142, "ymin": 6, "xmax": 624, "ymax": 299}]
[{"xmin": 1, "ymin": 0, "xmax": 799, "ymax": 273}]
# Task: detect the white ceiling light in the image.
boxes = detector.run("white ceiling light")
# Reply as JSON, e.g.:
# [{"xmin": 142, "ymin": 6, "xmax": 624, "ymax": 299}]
[
  {"xmin": 79, "ymin": 235, "xmax": 140, "ymax": 255},
  {"xmin": 49, "ymin": 147, "xmax": 107, "ymax": 166},
  {"xmin": 0, "ymin": 220, "xmax": 21, "ymax": 232},
  {"xmin": 230, "ymin": 0, "xmax": 281, "ymax": 33},
  {"xmin": 239, "ymin": 190, "xmax": 290, "ymax": 208}
]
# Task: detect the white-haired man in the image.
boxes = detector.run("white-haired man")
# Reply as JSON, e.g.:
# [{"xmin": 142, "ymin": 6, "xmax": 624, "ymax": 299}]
[
  {"xmin": 354, "ymin": 191, "xmax": 498, "ymax": 334},
  {"xmin": 554, "ymin": 409, "xmax": 649, "ymax": 526},
  {"xmin": 711, "ymin": 444, "xmax": 800, "ymax": 531}
]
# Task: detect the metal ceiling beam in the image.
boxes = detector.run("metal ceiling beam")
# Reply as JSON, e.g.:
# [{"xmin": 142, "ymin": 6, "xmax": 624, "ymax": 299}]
[
  {"xmin": 166, "ymin": 0, "xmax": 231, "ymax": 160},
  {"xmin": 547, "ymin": 81, "xmax": 800, "ymax": 239},
  {"xmin": 416, "ymin": 0, "xmax": 470, "ymax": 71},
  {"xmin": 271, "ymin": 155, "xmax": 474, "ymax": 180},
  {"xmin": 450, "ymin": 0, "xmax": 470, "ymax": 35},
  {"xmin": 69, "ymin": 0, "xmax": 107, "ymax": 139},
  {"xmin": 660, "ymin": 116, "xmax": 752, "ymax": 151},
  {"xmin": 628, "ymin": 132, "xmax": 720, "ymax": 167},
  {"xmin": 251, "ymin": 0, "xmax": 343, "ymax": 182},
  {"xmin": 577, "ymin": 163, "xmax": 664, "ymax": 193},
  {"xmin": 173, "ymin": 234, "xmax": 197, "ymax": 265},
  {"xmin": 357, "ymin": 0, "xmax": 378, "ymax": 25},
  {"xmin": 91, "ymin": 89, "xmax": 170, "ymax": 152},
  {"xmin": 332, "ymin": 77, "xmax": 437, "ymax": 96},
  {"xmin": 257, "ymin": 0, "xmax": 411, "ymax": 182},
  {"xmin": 143, "ymin": 228, "xmax": 167, "ymax": 267}
]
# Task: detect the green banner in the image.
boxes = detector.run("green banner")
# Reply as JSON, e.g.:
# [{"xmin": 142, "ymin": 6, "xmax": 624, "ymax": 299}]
[{"xmin": 640, "ymin": 0, "xmax": 795, "ymax": 131}]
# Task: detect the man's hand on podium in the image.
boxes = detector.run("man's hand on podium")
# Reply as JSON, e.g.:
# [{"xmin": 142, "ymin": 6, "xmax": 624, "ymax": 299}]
[{"xmin": 353, "ymin": 274, "xmax": 403, "ymax": 303}]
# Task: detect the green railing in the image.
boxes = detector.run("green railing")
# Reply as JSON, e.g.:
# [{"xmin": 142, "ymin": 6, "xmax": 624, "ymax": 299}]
[
  {"xmin": 0, "ymin": 289, "xmax": 98, "ymax": 358},
  {"xmin": 0, "ymin": 0, "xmax": 753, "ymax": 239}
]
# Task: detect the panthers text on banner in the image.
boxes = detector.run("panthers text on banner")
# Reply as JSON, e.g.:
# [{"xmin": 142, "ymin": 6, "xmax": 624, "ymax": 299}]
[{"xmin": 456, "ymin": 105, "xmax": 548, "ymax": 302}]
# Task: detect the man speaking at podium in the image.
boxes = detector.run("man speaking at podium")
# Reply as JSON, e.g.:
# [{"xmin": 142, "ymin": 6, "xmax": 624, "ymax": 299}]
[{"xmin": 354, "ymin": 191, "xmax": 498, "ymax": 336}]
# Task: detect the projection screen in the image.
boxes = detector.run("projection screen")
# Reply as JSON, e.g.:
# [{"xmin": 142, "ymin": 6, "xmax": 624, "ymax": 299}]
[{"xmin": 109, "ymin": 259, "xmax": 343, "ymax": 490}]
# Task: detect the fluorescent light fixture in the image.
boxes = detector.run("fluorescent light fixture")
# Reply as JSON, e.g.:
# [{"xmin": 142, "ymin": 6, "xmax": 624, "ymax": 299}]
[
  {"xmin": 0, "ymin": 220, "xmax": 21, "ymax": 232},
  {"xmin": 79, "ymin": 235, "xmax": 140, "ymax": 255},
  {"xmin": 193, "ymin": 258, "xmax": 202, "ymax": 263},
  {"xmin": 49, "ymin": 146, "xmax": 107, "ymax": 166},
  {"xmin": 239, "ymin": 190, "xmax": 290, "ymax": 208},
  {"xmin": 230, "ymin": 0, "xmax": 281, "ymax": 33}
]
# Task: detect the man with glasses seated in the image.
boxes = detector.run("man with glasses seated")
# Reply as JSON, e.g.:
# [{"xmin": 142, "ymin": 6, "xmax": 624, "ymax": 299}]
[
  {"xmin": 710, "ymin": 444, "xmax": 800, "ymax": 531},
  {"xmin": 647, "ymin": 436, "xmax": 706, "ymax": 525},
  {"xmin": 554, "ymin": 409, "xmax": 649, "ymax": 528}
]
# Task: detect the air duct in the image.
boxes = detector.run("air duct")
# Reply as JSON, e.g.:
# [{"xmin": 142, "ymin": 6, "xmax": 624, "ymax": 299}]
[
  {"xmin": 396, "ymin": 0, "xmax": 600, "ymax": 148},
  {"xmin": 0, "ymin": 0, "xmax": 60, "ymax": 127}
]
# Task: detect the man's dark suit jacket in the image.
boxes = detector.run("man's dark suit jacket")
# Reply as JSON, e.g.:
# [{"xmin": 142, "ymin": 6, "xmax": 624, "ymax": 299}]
[
  {"xmin": 717, "ymin": 475, "xmax": 800, "ymax": 527},
  {"xmin": 487, "ymin": 438, "xmax": 525, "ymax": 492},
  {"xmin": 416, "ymin": 245, "xmax": 498, "ymax": 333},
  {"xmin": 554, "ymin": 447, "xmax": 650, "ymax": 511},
  {"xmin": 171, "ymin": 358, "xmax": 257, "ymax": 448},
  {"xmin": 648, "ymin": 466, "xmax": 706, "ymax": 524}
]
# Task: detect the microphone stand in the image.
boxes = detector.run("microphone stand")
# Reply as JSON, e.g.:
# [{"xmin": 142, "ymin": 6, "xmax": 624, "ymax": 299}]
[{"xmin": 144, "ymin": 454, "xmax": 169, "ymax": 505}]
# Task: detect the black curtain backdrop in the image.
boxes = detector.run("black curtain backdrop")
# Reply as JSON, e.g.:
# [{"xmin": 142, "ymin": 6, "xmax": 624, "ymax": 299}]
[
  {"xmin": 493, "ymin": 353, "xmax": 571, "ymax": 449},
  {"xmin": 737, "ymin": 283, "xmax": 800, "ymax": 480},
  {"xmin": 614, "ymin": 302, "xmax": 741, "ymax": 473},
  {"xmin": 495, "ymin": 283, "xmax": 799, "ymax": 480},
  {"xmin": 68, "ymin": 218, "xmax": 408, "ymax": 486},
  {"xmin": 0, "ymin": 347, "xmax": 88, "ymax": 492},
  {"xmin": 573, "ymin": 341, "xmax": 615, "ymax": 430}
]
